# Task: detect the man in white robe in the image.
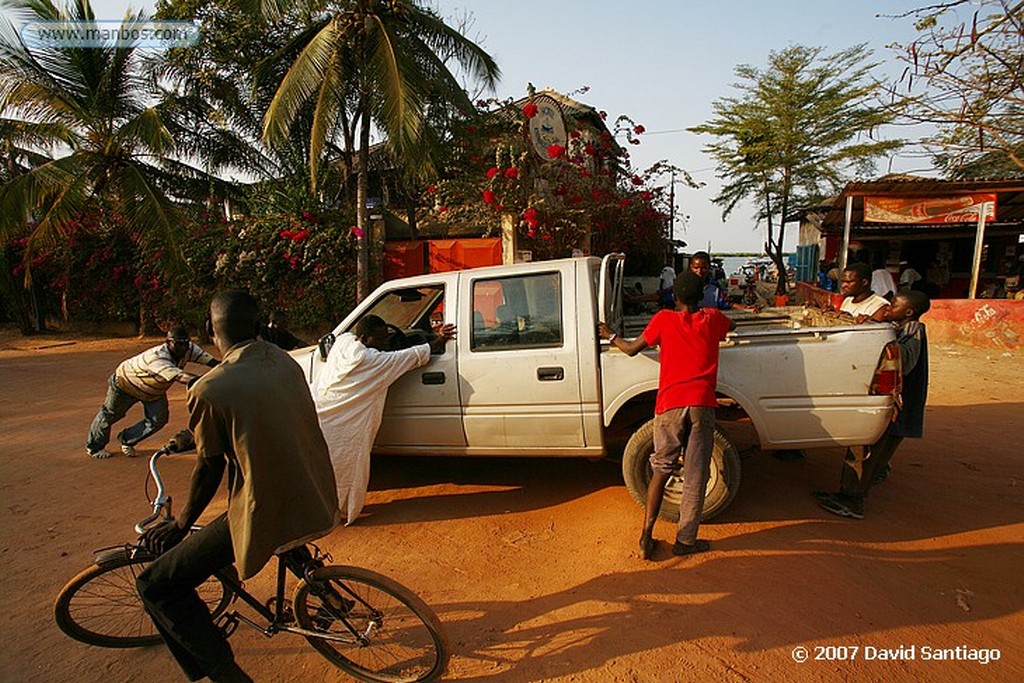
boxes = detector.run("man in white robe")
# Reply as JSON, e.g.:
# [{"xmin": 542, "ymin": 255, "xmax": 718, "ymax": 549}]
[{"xmin": 312, "ymin": 315, "xmax": 456, "ymax": 524}]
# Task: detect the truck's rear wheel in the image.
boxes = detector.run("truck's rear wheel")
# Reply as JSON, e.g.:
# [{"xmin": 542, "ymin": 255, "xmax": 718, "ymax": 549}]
[{"xmin": 622, "ymin": 418, "xmax": 741, "ymax": 521}]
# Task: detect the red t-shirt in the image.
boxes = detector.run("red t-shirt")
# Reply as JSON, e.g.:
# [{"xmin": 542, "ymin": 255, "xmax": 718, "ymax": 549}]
[{"xmin": 642, "ymin": 307, "xmax": 732, "ymax": 413}]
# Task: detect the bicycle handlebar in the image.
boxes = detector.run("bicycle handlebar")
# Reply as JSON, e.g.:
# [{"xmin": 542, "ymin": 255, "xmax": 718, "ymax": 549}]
[{"xmin": 133, "ymin": 445, "xmax": 177, "ymax": 534}]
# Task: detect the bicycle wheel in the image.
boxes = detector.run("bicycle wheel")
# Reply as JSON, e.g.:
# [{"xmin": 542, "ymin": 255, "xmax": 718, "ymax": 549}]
[
  {"xmin": 54, "ymin": 550, "xmax": 235, "ymax": 648},
  {"xmin": 293, "ymin": 565, "xmax": 449, "ymax": 683}
]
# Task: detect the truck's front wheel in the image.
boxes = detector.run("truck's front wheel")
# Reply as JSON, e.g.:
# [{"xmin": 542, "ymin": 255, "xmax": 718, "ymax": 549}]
[{"xmin": 622, "ymin": 418, "xmax": 741, "ymax": 522}]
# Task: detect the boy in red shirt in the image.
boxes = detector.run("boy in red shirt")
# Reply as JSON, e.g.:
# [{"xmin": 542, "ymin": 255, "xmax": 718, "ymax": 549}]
[{"xmin": 599, "ymin": 270, "xmax": 735, "ymax": 559}]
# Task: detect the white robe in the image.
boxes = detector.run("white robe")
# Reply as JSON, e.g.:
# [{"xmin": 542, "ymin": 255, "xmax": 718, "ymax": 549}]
[{"xmin": 312, "ymin": 334, "xmax": 430, "ymax": 524}]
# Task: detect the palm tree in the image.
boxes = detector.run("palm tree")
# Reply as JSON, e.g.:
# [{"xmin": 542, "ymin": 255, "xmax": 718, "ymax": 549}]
[
  {"xmin": 262, "ymin": 0, "xmax": 500, "ymax": 300},
  {"xmin": 0, "ymin": 0, "xmax": 219, "ymax": 332}
]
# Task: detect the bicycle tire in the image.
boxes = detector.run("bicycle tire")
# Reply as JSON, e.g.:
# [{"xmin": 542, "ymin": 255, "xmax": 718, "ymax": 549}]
[
  {"xmin": 293, "ymin": 565, "xmax": 449, "ymax": 683},
  {"xmin": 54, "ymin": 551, "xmax": 235, "ymax": 648}
]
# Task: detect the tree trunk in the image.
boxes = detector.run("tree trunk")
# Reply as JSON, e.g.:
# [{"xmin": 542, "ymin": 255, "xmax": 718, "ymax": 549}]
[
  {"xmin": 0, "ymin": 249, "xmax": 35, "ymax": 335},
  {"xmin": 356, "ymin": 114, "xmax": 370, "ymax": 302}
]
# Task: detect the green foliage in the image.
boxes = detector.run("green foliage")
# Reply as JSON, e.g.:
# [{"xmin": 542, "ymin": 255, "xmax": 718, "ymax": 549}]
[
  {"xmin": 890, "ymin": 0, "xmax": 1024, "ymax": 176},
  {"xmin": 689, "ymin": 44, "xmax": 901, "ymax": 293}
]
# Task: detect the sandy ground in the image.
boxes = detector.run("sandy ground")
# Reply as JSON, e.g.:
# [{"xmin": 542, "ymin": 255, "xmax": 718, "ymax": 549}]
[{"xmin": 0, "ymin": 329, "xmax": 1021, "ymax": 683}]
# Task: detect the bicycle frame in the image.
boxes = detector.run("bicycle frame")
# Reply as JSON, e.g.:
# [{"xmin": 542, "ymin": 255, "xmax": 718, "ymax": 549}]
[{"xmin": 137, "ymin": 448, "xmax": 375, "ymax": 647}]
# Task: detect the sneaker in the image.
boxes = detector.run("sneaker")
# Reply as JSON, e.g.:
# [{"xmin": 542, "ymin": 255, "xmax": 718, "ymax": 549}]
[
  {"xmin": 120, "ymin": 443, "xmax": 137, "ymax": 458},
  {"xmin": 819, "ymin": 494, "xmax": 864, "ymax": 519},
  {"xmin": 87, "ymin": 448, "xmax": 112, "ymax": 459},
  {"xmin": 671, "ymin": 539, "xmax": 711, "ymax": 556},
  {"xmin": 872, "ymin": 463, "xmax": 891, "ymax": 485}
]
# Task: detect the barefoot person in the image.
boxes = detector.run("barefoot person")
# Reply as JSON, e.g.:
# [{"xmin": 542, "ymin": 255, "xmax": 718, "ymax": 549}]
[
  {"xmin": 599, "ymin": 270, "xmax": 735, "ymax": 559},
  {"xmin": 136, "ymin": 290, "xmax": 340, "ymax": 682},
  {"xmin": 85, "ymin": 326, "xmax": 217, "ymax": 459}
]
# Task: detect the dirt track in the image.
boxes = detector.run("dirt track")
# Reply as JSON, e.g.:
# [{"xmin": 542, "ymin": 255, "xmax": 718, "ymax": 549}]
[{"xmin": 0, "ymin": 331, "xmax": 1021, "ymax": 682}]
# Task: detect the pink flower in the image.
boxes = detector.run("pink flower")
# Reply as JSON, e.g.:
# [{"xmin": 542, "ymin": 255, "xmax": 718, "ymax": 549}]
[
  {"xmin": 351, "ymin": 226, "xmax": 365, "ymax": 238},
  {"xmin": 547, "ymin": 144, "xmax": 565, "ymax": 158},
  {"xmin": 633, "ymin": 124, "xmax": 645, "ymax": 134},
  {"xmin": 523, "ymin": 102, "xmax": 539, "ymax": 119},
  {"xmin": 504, "ymin": 167, "xmax": 519, "ymax": 179},
  {"xmin": 486, "ymin": 166, "xmax": 500, "ymax": 179},
  {"xmin": 482, "ymin": 189, "xmax": 497, "ymax": 204}
]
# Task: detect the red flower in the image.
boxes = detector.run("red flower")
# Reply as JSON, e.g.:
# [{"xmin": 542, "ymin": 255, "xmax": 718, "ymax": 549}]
[
  {"xmin": 578, "ymin": 169, "xmax": 591, "ymax": 178},
  {"xmin": 542, "ymin": 234, "xmax": 553, "ymax": 241},
  {"xmin": 631, "ymin": 175, "xmax": 643, "ymax": 185},
  {"xmin": 599, "ymin": 110, "xmax": 607, "ymax": 120},
  {"xmin": 547, "ymin": 144, "xmax": 565, "ymax": 158},
  {"xmin": 495, "ymin": 203, "xmax": 504, "ymax": 212},
  {"xmin": 554, "ymin": 185, "xmax": 568, "ymax": 196},
  {"xmin": 526, "ymin": 228, "xmax": 536, "ymax": 238},
  {"xmin": 426, "ymin": 184, "xmax": 437, "ymax": 194},
  {"xmin": 583, "ymin": 143, "xmax": 597, "ymax": 156},
  {"xmin": 467, "ymin": 125, "xmax": 478, "ymax": 134},
  {"xmin": 619, "ymin": 199, "xmax": 631, "ymax": 208},
  {"xmin": 486, "ymin": 166, "xmax": 500, "ymax": 179},
  {"xmin": 591, "ymin": 190, "xmax": 604, "ymax": 200},
  {"xmin": 504, "ymin": 167, "xmax": 519, "ymax": 179},
  {"xmin": 279, "ymin": 229, "xmax": 294, "ymax": 239},
  {"xmin": 482, "ymin": 189, "xmax": 497, "ymax": 204},
  {"xmin": 633, "ymin": 124, "xmax": 645, "ymax": 134},
  {"xmin": 523, "ymin": 102, "xmax": 539, "ymax": 119},
  {"xmin": 570, "ymin": 130, "xmax": 581, "ymax": 139},
  {"xmin": 640, "ymin": 190, "xmax": 653, "ymax": 201},
  {"xmin": 351, "ymin": 226, "xmax": 364, "ymax": 238},
  {"xmin": 300, "ymin": 211, "xmax": 316, "ymax": 221},
  {"xmin": 438, "ymin": 205, "xmax": 448, "ymax": 213},
  {"xmin": 470, "ymin": 155, "xmax": 482, "ymax": 163},
  {"xmin": 523, "ymin": 206, "xmax": 539, "ymax": 228}
]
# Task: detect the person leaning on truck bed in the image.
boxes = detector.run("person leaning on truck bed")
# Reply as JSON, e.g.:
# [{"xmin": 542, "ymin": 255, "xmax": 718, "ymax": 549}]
[
  {"xmin": 816, "ymin": 290, "xmax": 930, "ymax": 519},
  {"xmin": 311, "ymin": 315, "xmax": 456, "ymax": 525},
  {"xmin": 598, "ymin": 270, "xmax": 735, "ymax": 561},
  {"xmin": 827, "ymin": 262, "xmax": 890, "ymax": 323}
]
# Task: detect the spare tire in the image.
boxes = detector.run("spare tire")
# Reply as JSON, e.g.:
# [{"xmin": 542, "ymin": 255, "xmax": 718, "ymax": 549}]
[{"xmin": 622, "ymin": 418, "xmax": 741, "ymax": 521}]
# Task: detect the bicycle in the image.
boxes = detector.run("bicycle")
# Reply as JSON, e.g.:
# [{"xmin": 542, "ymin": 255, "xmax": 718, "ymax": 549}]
[{"xmin": 54, "ymin": 441, "xmax": 450, "ymax": 683}]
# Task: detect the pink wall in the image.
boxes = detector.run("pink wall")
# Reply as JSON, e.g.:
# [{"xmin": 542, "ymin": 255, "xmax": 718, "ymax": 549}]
[{"xmin": 923, "ymin": 299, "xmax": 1023, "ymax": 349}]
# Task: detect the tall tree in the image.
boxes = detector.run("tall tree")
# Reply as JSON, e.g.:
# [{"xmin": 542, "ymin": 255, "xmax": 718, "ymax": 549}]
[
  {"xmin": 0, "ymin": 0, "xmax": 219, "ymax": 332},
  {"xmin": 262, "ymin": 0, "xmax": 499, "ymax": 301},
  {"xmin": 690, "ymin": 44, "xmax": 902, "ymax": 295},
  {"xmin": 888, "ymin": 0, "xmax": 1024, "ymax": 177}
]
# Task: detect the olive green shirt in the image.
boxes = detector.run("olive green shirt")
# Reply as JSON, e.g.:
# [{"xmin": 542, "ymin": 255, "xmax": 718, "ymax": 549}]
[{"xmin": 188, "ymin": 339, "xmax": 340, "ymax": 579}]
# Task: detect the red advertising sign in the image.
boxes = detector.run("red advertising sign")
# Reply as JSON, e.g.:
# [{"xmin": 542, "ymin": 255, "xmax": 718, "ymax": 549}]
[{"xmin": 863, "ymin": 194, "xmax": 997, "ymax": 224}]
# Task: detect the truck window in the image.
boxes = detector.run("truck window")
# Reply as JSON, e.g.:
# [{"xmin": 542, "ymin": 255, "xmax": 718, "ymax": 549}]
[
  {"xmin": 349, "ymin": 284, "xmax": 446, "ymax": 350},
  {"xmin": 471, "ymin": 272, "xmax": 562, "ymax": 351}
]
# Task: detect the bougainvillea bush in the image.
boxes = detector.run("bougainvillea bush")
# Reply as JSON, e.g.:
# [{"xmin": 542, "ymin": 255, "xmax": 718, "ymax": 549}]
[{"xmin": 419, "ymin": 92, "xmax": 696, "ymax": 275}]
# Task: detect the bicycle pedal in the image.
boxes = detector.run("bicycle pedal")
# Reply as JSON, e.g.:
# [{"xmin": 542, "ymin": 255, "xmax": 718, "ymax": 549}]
[{"xmin": 215, "ymin": 612, "xmax": 239, "ymax": 638}]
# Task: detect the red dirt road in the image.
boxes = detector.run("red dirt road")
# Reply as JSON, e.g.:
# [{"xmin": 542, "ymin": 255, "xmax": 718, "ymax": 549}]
[{"xmin": 1, "ymin": 332, "xmax": 1021, "ymax": 682}]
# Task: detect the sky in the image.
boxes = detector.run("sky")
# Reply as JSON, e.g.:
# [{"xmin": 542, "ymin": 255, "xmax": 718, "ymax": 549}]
[{"xmin": 10, "ymin": 0, "xmax": 949, "ymax": 253}]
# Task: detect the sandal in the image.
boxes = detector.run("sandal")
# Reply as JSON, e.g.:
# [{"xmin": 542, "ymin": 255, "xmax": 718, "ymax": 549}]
[
  {"xmin": 639, "ymin": 534, "xmax": 657, "ymax": 561},
  {"xmin": 819, "ymin": 495, "xmax": 864, "ymax": 519}
]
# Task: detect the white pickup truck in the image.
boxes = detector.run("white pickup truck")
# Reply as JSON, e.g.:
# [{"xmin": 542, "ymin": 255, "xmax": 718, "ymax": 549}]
[{"xmin": 294, "ymin": 255, "xmax": 899, "ymax": 520}]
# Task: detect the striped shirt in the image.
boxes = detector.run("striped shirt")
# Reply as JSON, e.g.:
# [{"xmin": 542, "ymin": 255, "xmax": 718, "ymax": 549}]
[{"xmin": 114, "ymin": 342, "xmax": 215, "ymax": 400}]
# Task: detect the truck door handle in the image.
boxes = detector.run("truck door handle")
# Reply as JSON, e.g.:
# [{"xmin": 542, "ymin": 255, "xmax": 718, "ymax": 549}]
[
  {"xmin": 421, "ymin": 372, "xmax": 446, "ymax": 385},
  {"xmin": 537, "ymin": 366, "xmax": 564, "ymax": 381}
]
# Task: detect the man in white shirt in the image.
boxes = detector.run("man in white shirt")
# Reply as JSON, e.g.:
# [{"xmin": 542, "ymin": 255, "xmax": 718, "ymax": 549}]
[
  {"xmin": 870, "ymin": 265, "xmax": 897, "ymax": 301},
  {"xmin": 312, "ymin": 315, "xmax": 456, "ymax": 524},
  {"xmin": 899, "ymin": 261, "xmax": 923, "ymax": 291},
  {"xmin": 838, "ymin": 263, "xmax": 890, "ymax": 322}
]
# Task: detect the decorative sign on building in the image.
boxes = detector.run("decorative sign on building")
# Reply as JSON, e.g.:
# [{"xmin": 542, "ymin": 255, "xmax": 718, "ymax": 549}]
[
  {"xmin": 864, "ymin": 194, "xmax": 997, "ymax": 224},
  {"xmin": 526, "ymin": 94, "xmax": 567, "ymax": 160}
]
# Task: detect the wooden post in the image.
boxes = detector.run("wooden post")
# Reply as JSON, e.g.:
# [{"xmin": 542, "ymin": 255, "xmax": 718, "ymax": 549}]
[
  {"xmin": 838, "ymin": 195, "xmax": 853, "ymax": 274},
  {"xmin": 968, "ymin": 202, "xmax": 990, "ymax": 299}
]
